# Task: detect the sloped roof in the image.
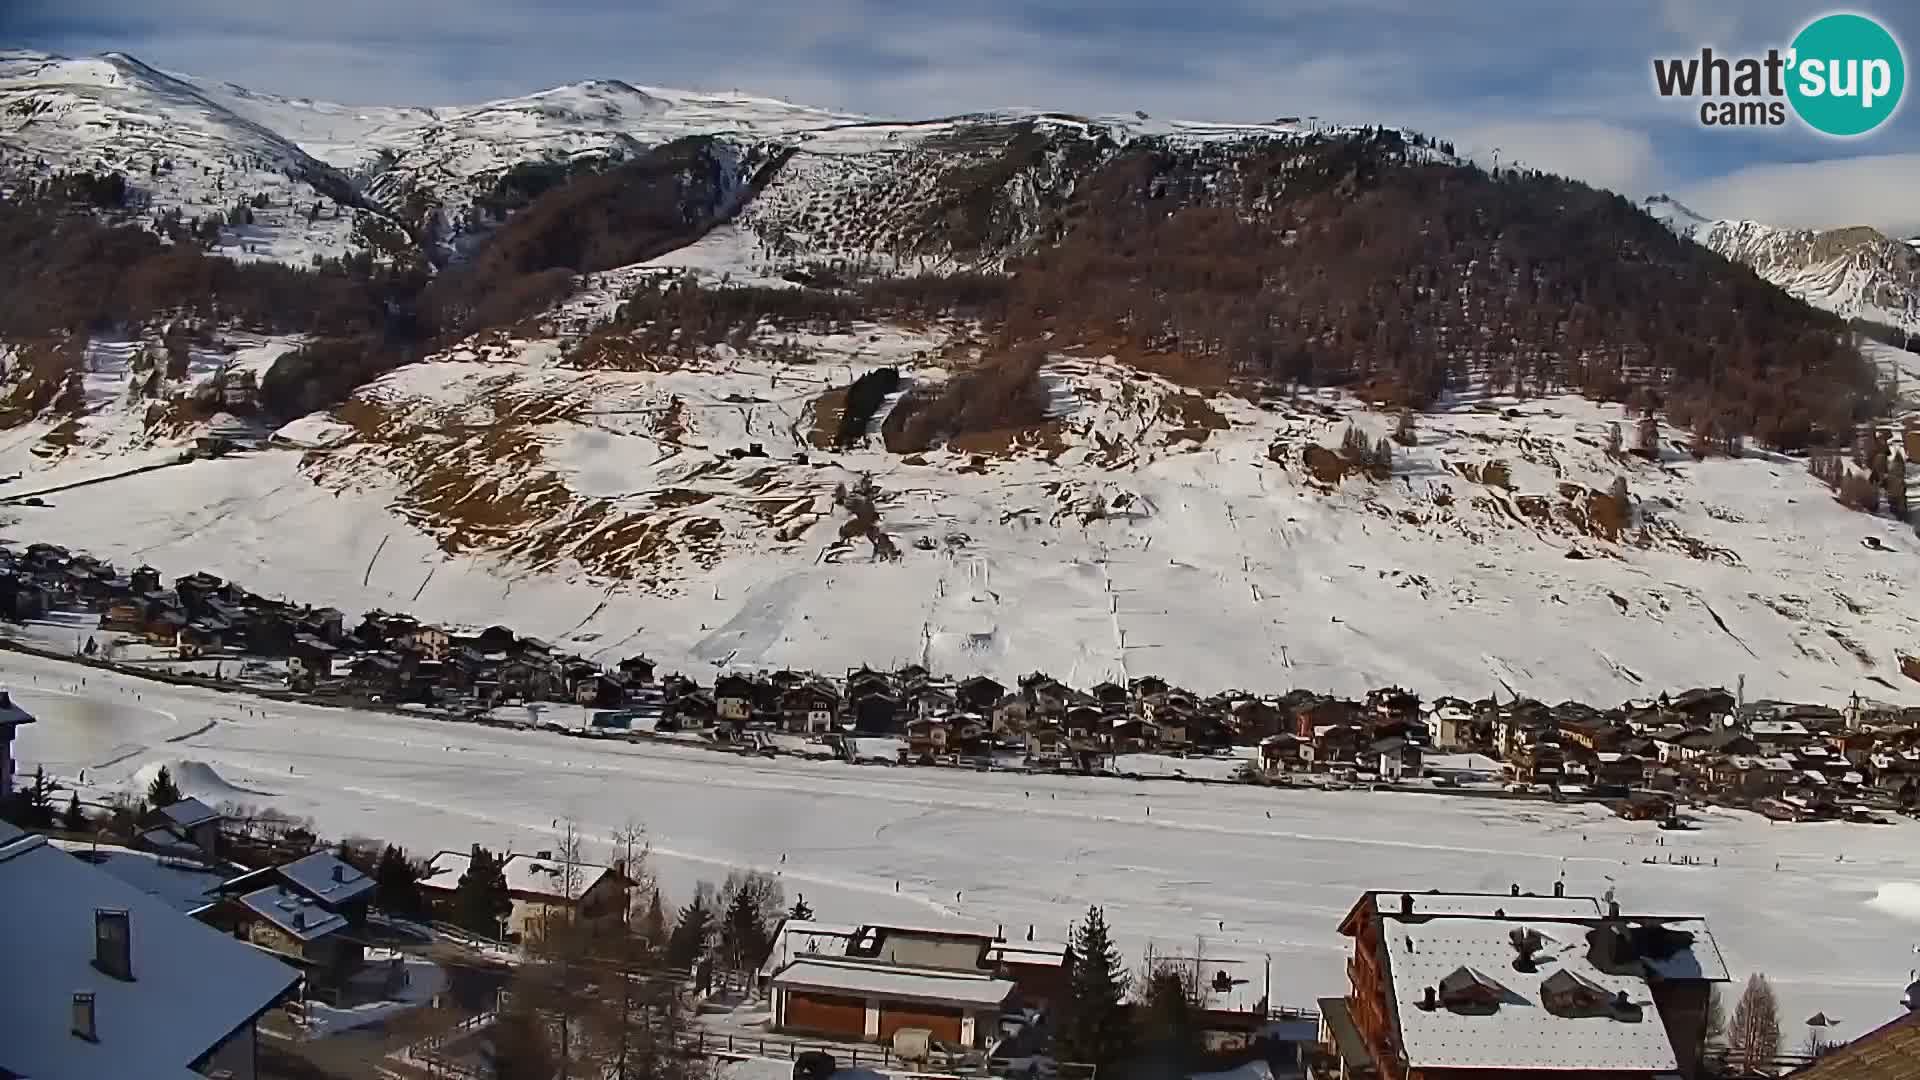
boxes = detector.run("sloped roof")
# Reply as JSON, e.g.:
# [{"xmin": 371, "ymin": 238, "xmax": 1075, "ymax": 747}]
[
  {"xmin": 1381, "ymin": 916, "xmax": 1678, "ymax": 1072},
  {"xmin": 238, "ymin": 884, "xmax": 348, "ymax": 942},
  {"xmin": 0, "ymin": 687, "xmax": 36, "ymax": 727},
  {"xmin": 154, "ymin": 797, "xmax": 219, "ymax": 829},
  {"xmin": 423, "ymin": 849, "xmax": 626, "ymax": 900},
  {"xmin": 273, "ymin": 850, "xmax": 375, "ymax": 909},
  {"xmin": 0, "ymin": 824, "xmax": 298, "ymax": 1080},
  {"xmin": 1789, "ymin": 1009, "xmax": 1920, "ymax": 1080},
  {"xmin": 771, "ymin": 956, "xmax": 1014, "ymax": 1007}
]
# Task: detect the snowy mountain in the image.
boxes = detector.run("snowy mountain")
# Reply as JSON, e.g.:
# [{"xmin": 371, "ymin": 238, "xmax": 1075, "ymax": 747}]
[
  {"xmin": 1, "ymin": 53, "xmax": 1915, "ymax": 710},
  {"xmin": 1646, "ymin": 195, "xmax": 1920, "ymax": 330}
]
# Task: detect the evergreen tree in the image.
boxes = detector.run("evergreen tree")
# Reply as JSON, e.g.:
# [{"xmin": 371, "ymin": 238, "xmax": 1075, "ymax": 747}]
[
  {"xmin": 666, "ymin": 891, "xmax": 713, "ymax": 969},
  {"xmin": 451, "ymin": 844, "xmax": 512, "ymax": 938},
  {"xmin": 1393, "ymin": 409, "xmax": 1417, "ymax": 446},
  {"xmin": 721, "ymin": 877, "xmax": 775, "ymax": 972},
  {"xmin": 788, "ymin": 895, "xmax": 815, "ymax": 922},
  {"xmin": 374, "ymin": 844, "xmax": 425, "ymax": 919},
  {"xmin": 642, "ymin": 889, "xmax": 669, "ymax": 951},
  {"xmin": 145, "ymin": 765, "xmax": 182, "ymax": 807},
  {"xmin": 1057, "ymin": 905, "xmax": 1132, "ymax": 1067},
  {"xmin": 1605, "ymin": 420, "xmax": 1623, "ymax": 455},
  {"xmin": 1635, "ymin": 414, "xmax": 1660, "ymax": 458},
  {"xmin": 63, "ymin": 792, "xmax": 87, "ymax": 833},
  {"xmin": 25, "ymin": 767, "xmax": 55, "ymax": 828},
  {"xmin": 1137, "ymin": 966, "xmax": 1201, "ymax": 1075}
]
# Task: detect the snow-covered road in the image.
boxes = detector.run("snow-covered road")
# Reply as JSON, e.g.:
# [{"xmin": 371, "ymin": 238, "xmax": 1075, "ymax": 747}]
[{"xmin": 8, "ymin": 646, "xmax": 1919, "ymax": 1039}]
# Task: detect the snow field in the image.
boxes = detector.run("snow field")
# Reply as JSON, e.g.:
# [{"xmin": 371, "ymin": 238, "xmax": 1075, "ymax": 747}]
[{"xmin": 6, "ymin": 646, "xmax": 1920, "ymax": 1041}]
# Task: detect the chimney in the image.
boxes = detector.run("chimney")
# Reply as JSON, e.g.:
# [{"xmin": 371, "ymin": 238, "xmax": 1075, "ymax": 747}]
[
  {"xmin": 71, "ymin": 992, "xmax": 98, "ymax": 1042},
  {"xmin": 332, "ymin": 864, "xmax": 345, "ymax": 883},
  {"xmin": 1608, "ymin": 899, "xmax": 1620, "ymax": 918},
  {"xmin": 1613, "ymin": 990, "xmax": 1631, "ymax": 1010},
  {"xmin": 1421, "ymin": 986, "xmax": 1437, "ymax": 1010},
  {"xmin": 93, "ymin": 909, "xmax": 132, "ymax": 981},
  {"xmin": 294, "ymin": 909, "xmax": 307, "ymax": 930},
  {"xmin": 1400, "ymin": 892, "xmax": 1413, "ymax": 915},
  {"xmin": 1553, "ymin": 881, "xmax": 1565, "ymax": 897},
  {"xmin": 1510, "ymin": 883, "xmax": 1520, "ymax": 896}
]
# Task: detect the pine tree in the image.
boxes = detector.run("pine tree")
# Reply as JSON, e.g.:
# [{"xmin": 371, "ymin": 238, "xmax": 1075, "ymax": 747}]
[
  {"xmin": 788, "ymin": 895, "xmax": 815, "ymax": 922},
  {"xmin": 1606, "ymin": 421, "xmax": 1623, "ymax": 455},
  {"xmin": 1726, "ymin": 973, "xmax": 1782, "ymax": 1072},
  {"xmin": 452, "ymin": 845, "xmax": 512, "ymax": 938},
  {"xmin": 63, "ymin": 792, "xmax": 86, "ymax": 832},
  {"xmin": 1393, "ymin": 409, "xmax": 1417, "ymax": 446},
  {"xmin": 24, "ymin": 767, "xmax": 54, "ymax": 828},
  {"xmin": 718, "ymin": 869, "xmax": 782, "ymax": 973},
  {"xmin": 642, "ymin": 889, "xmax": 669, "ymax": 951},
  {"xmin": 1137, "ymin": 966, "xmax": 1201, "ymax": 1075},
  {"xmin": 666, "ymin": 891, "xmax": 713, "ymax": 969},
  {"xmin": 145, "ymin": 765, "xmax": 182, "ymax": 808},
  {"xmin": 1372, "ymin": 436, "xmax": 1394, "ymax": 475},
  {"xmin": 374, "ymin": 844, "xmax": 424, "ymax": 919},
  {"xmin": 1057, "ymin": 905, "xmax": 1132, "ymax": 1067}
]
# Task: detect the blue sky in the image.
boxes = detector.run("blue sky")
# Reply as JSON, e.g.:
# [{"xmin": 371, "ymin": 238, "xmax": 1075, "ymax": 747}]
[{"xmin": 8, "ymin": 0, "xmax": 1918, "ymax": 231}]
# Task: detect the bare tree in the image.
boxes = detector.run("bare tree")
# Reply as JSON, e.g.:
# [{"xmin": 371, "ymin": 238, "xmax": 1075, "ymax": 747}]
[{"xmin": 1726, "ymin": 973, "xmax": 1782, "ymax": 1072}]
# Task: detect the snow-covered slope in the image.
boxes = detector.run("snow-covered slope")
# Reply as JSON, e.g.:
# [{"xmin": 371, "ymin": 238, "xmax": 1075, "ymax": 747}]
[
  {"xmin": 1647, "ymin": 195, "xmax": 1920, "ymax": 329},
  {"xmin": 4, "ymin": 316, "xmax": 1918, "ymax": 708}
]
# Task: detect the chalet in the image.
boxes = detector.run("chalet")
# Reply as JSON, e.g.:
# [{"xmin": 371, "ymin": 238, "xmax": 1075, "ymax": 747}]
[
  {"xmin": 1590, "ymin": 752, "xmax": 1650, "ymax": 788},
  {"xmin": 1111, "ymin": 717, "xmax": 1162, "ymax": 753},
  {"xmin": 1369, "ymin": 736, "xmax": 1423, "ymax": 781},
  {"xmin": 846, "ymin": 666, "xmax": 893, "ymax": 701},
  {"xmin": 138, "ymin": 797, "xmax": 223, "ymax": 862},
  {"xmin": 1063, "ymin": 703, "xmax": 1105, "ymax": 735},
  {"xmin": 956, "ymin": 675, "xmax": 1005, "ymax": 713},
  {"xmin": 673, "ymin": 689, "xmax": 717, "ymax": 727},
  {"xmin": 129, "ymin": 564, "xmax": 162, "ymax": 594},
  {"xmin": 1706, "ymin": 755, "xmax": 1795, "ymax": 797},
  {"xmin": 1365, "ymin": 686, "xmax": 1420, "ymax": 722},
  {"xmin": 617, "ymin": 654, "xmax": 657, "ymax": 685},
  {"xmin": 287, "ymin": 634, "xmax": 337, "ymax": 690},
  {"xmin": 1026, "ymin": 676, "xmax": 1072, "ymax": 718},
  {"xmin": 1509, "ymin": 739, "xmax": 1567, "ymax": 786},
  {"xmin": 1306, "ymin": 723, "xmax": 1362, "ymax": 768},
  {"xmin": 219, "ymin": 883, "xmax": 362, "ymax": 982},
  {"xmin": 348, "ymin": 652, "xmax": 404, "ymax": 698},
  {"xmin": 1666, "ymin": 687, "xmax": 1735, "ymax": 724},
  {"xmin": 173, "ymin": 571, "xmax": 224, "ymax": 613},
  {"xmin": 1294, "ymin": 696, "xmax": 1359, "ymax": 741},
  {"xmin": 910, "ymin": 684, "xmax": 957, "ymax": 723},
  {"xmin": 1089, "ymin": 680, "xmax": 1129, "ymax": 710},
  {"xmin": 1230, "ymin": 698, "xmax": 1286, "ymax": 742},
  {"xmin": 991, "ymin": 693, "xmax": 1030, "ymax": 734},
  {"xmin": 949, "ymin": 714, "xmax": 990, "ymax": 756},
  {"xmin": 1027, "ymin": 726, "xmax": 1068, "ymax": 764},
  {"xmin": 1744, "ymin": 718, "xmax": 1813, "ymax": 752},
  {"xmin": 1558, "ymin": 713, "xmax": 1627, "ymax": 753},
  {"xmin": 851, "ymin": 692, "xmax": 900, "ymax": 734},
  {"xmin": 1321, "ymin": 889, "xmax": 1729, "ymax": 1080},
  {"xmin": 0, "ymin": 688, "xmax": 36, "ymax": 798},
  {"xmin": 782, "ymin": 682, "xmax": 841, "ymax": 733},
  {"xmin": 0, "ymin": 822, "xmax": 301, "ymax": 1080},
  {"xmin": 1130, "ymin": 675, "xmax": 1170, "ymax": 699},
  {"xmin": 714, "ymin": 673, "xmax": 756, "ymax": 723},
  {"xmin": 905, "ymin": 717, "xmax": 951, "ymax": 759},
  {"xmin": 1429, "ymin": 699, "xmax": 1479, "ymax": 751},
  {"xmin": 422, "ymin": 849, "xmax": 633, "ymax": 943},
  {"xmin": 1261, "ymin": 732, "xmax": 1303, "ymax": 775}
]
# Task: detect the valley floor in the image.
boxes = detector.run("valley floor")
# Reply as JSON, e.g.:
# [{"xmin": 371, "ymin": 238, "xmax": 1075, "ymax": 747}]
[{"xmin": 6, "ymin": 647, "xmax": 1919, "ymax": 1042}]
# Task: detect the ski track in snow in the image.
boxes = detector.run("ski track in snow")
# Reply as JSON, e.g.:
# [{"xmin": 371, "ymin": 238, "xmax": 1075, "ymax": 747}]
[{"xmin": 6, "ymin": 646, "xmax": 1920, "ymax": 1040}]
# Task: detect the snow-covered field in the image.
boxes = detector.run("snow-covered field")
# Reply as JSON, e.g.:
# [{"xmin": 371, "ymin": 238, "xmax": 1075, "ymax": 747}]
[
  {"xmin": 8, "ymin": 647, "xmax": 1919, "ymax": 1041},
  {"xmin": 4, "ymin": 328, "xmax": 1918, "ymax": 709}
]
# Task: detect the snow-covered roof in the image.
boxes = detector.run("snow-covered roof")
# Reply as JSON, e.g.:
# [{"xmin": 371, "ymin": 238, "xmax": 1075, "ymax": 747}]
[
  {"xmin": 760, "ymin": 918, "xmax": 860, "ymax": 977},
  {"xmin": 154, "ymin": 797, "xmax": 220, "ymax": 829},
  {"xmin": 984, "ymin": 941, "xmax": 1070, "ymax": 966},
  {"xmin": 1630, "ymin": 918, "xmax": 1730, "ymax": 982},
  {"xmin": 770, "ymin": 956, "xmax": 1016, "ymax": 1007},
  {"xmin": 424, "ymin": 849, "xmax": 625, "ymax": 900},
  {"xmin": 1387, "ymin": 892, "xmax": 1604, "ymax": 919},
  {"xmin": 0, "ymin": 687, "xmax": 36, "ymax": 727},
  {"xmin": 50, "ymin": 841, "xmax": 224, "ymax": 914},
  {"xmin": 273, "ymin": 850, "xmax": 375, "ymax": 908},
  {"xmin": 238, "ymin": 884, "xmax": 348, "ymax": 941},
  {"xmin": 0, "ymin": 823, "xmax": 298, "ymax": 1080},
  {"xmin": 1381, "ymin": 916, "xmax": 1678, "ymax": 1072},
  {"xmin": 1748, "ymin": 720, "xmax": 1810, "ymax": 738}
]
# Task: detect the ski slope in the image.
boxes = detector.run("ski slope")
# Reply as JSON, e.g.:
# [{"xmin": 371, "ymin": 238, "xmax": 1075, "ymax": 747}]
[{"xmin": 7, "ymin": 646, "xmax": 1919, "ymax": 1041}]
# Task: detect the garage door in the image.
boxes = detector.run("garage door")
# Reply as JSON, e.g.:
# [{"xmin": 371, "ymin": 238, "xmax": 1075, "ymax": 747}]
[
  {"xmin": 878, "ymin": 1002, "xmax": 963, "ymax": 1044},
  {"xmin": 784, "ymin": 991, "xmax": 867, "ymax": 1039}
]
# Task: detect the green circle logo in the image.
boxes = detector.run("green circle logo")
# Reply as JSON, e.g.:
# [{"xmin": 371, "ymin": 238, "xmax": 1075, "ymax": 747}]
[{"xmin": 1787, "ymin": 13, "xmax": 1905, "ymax": 136}]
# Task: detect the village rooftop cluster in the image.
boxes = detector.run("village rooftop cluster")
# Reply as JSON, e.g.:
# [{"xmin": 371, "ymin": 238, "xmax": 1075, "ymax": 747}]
[{"xmin": 4, "ymin": 539, "xmax": 1920, "ymax": 826}]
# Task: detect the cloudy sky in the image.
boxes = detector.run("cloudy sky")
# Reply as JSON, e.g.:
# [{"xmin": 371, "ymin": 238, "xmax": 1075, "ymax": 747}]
[{"xmin": 9, "ymin": 0, "xmax": 1918, "ymax": 232}]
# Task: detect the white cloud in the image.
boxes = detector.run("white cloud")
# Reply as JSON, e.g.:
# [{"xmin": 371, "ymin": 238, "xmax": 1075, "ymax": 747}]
[
  {"xmin": 1440, "ymin": 120, "xmax": 1665, "ymax": 195},
  {"xmin": 1678, "ymin": 153, "xmax": 1920, "ymax": 235}
]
